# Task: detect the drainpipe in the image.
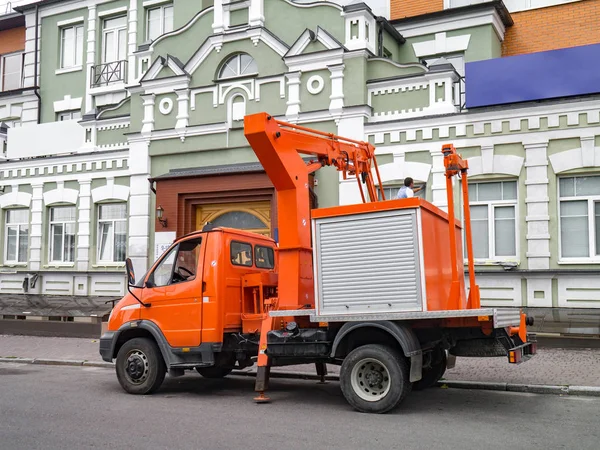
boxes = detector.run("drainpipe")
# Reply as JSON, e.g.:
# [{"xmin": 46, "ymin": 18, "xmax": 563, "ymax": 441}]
[{"xmin": 33, "ymin": 5, "xmax": 41, "ymax": 124}]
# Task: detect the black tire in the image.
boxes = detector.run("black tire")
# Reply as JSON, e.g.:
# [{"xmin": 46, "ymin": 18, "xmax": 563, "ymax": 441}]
[
  {"xmin": 195, "ymin": 366, "xmax": 233, "ymax": 379},
  {"xmin": 413, "ymin": 348, "xmax": 447, "ymax": 391},
  {"xmin": 115, "ymin": 337, "xmax": 166, "ymax": 395},
  {"xmin": 340, "ymin": 344, "xmax": 412, "ymax": 414}
]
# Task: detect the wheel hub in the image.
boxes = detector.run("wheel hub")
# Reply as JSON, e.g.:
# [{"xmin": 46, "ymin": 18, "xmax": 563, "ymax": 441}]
[
  {"xmin": 350, "ymin": 357, "xmax": 391, "ymax": 402},
  {"xmin": 125, "ymin": 351, "xmax": 148, "ymax": 383}
]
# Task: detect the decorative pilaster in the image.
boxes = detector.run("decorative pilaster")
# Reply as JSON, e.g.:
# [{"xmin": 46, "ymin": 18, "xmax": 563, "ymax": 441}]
[
  {"xmin": 248, "ymin": 0, "xmax": 264, "ymax": 27},
  {"xmin": 212, "ymin": 0, "xmax": 225, "ymax": 33},
  {"xmin": 329, "ymin": 64, "xmax": 345, "ymax": 115},
  {"xmin": 175, "ymin": 89, "xmax": 190, "ymax": 140},
  {"xmin": 127, "ymin": 141, "xmax": 151, "ymax": 280},
  {"xmin": 524, "ymin": 142, "xmax": 551, "ymax": 270},
  {"xmin": 77, "ymin": 180, "xmax": 92, "ymax": 271},
  {"xmin": 85, "ymin": 6, "xmax": 97, "ymax": 112},
  {"xmin": 285, "ymin": 72, "xmax": 301, "ymax": 121},
  {"xmin": 127, "ymin": 0, "xmax": 138, "ymax": 85},
  {"xmin": 29, "ymin": 184, "xmax": 43, "ymax": 271},
  {"xmin": 429, "ymin": 149, "xmax": 447, "ymax": 210},
  {"xmin": 141, "ymin": 94, "xmax": 156, "ymax": 135}
]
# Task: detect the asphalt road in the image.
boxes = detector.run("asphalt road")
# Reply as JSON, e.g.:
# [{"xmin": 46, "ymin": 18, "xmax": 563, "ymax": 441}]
[{"xmin": 1, "ymin": 363, "xmax": 598, "ymax": 450}]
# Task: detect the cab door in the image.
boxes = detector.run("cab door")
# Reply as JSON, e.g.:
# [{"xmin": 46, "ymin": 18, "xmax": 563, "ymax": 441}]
[{"xmin": 140, "ymin": 237, "xmax": 205, "ymax": 348}]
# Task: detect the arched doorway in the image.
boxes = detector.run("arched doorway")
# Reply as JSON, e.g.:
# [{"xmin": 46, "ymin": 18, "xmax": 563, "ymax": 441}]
[{"xmin": 195, "ymin": 201, "xmax": 271, "ymax": 236}]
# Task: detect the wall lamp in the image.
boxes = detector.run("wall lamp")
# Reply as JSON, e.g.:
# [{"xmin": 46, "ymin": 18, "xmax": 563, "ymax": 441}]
[{"xmin": 156, "ymin": 205, "xmax": 168, "ymax": 228}]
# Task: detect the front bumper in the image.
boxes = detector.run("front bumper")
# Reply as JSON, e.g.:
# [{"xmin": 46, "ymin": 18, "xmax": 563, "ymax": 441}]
[{"xmin": 99, "ymin": 331, "xmax": 117, "ymax": 362}]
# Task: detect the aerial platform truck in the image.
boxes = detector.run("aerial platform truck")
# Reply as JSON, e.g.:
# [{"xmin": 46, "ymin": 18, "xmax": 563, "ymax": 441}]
[{"xmin": 100, "ymin": 112, "xmax": 536, "ymax": 414}]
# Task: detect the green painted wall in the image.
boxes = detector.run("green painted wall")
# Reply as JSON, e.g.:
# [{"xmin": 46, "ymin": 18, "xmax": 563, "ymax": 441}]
[
  {"xmin": 367, "ymin": 59, "xmax": 425, "ymax": 81},
  {"xmin": 265, "ymin": 1, "xmax": 344, "ymax": 46},
  {"xmin": 449, "ymin": 26, "xmax": 499, "ymax": 62},
  {"xmin": 98, "ymin": 98, "xmax": 131, "ymax": 119},
  {"xmin": 39, "ymin": 8, "xmax": 88, "ymax": 123},
  {"xmin": 300, "ymin": 70, "xmax": 331, "ymax": 112},
  {"xmin": 315, "ymin": 166, "xmax": 338, "ymax": 208},
  {"xmin": 250, "ymin": 81, "xmax": 286, "ymax": 116},
  {"xmin": 150, "ymin": 146, "xmax": 257, "ymax": 177},
  {"xmin": 230, "ymin": 8, "xmax": 249, "ymax": 27},
  {"xmin": 97, "ymin": 128, "xmax": 127, "ymax": 146},
  {"xmin": 154, "ymin": 93, "xmax": 178, "ymax": 130},
  {"xmin": 370, "ymin": 87, "xmax": 429, "ymax": 114},
  {"xmin": 303, "ymin": 40, "xmax": 328, "ymax": 54},
  {"xmin": 547, "ymin": 137, "xmax": 581, "ymax": 156},
  {"xmin": 405, "ymin": 151, "xmax": 431, "ymax": 164},
  {"xmin": 343, "ymin": 57, "xmax": 367, "ymax": 106}
]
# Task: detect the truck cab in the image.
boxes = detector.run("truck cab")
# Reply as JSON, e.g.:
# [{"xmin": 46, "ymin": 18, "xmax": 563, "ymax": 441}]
[{"xmin": 100, "ymin": 227, "xmax": 276, "ymax": 392}]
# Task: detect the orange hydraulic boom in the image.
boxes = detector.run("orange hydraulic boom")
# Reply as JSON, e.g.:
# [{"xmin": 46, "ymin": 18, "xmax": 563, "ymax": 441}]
[{"xmin": 244, "ymin": 112, "xmax": 386, "ymax": 311}]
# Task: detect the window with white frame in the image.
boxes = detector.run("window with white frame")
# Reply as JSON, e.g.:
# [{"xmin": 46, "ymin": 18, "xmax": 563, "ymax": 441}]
[
  {"xmin": 147, "ymin": 3, "xmax": 174, "ymax": 41},
  {"xmin": 378, "ymin": 183, "xmax": 426, "ymax": 201},
  {"xmin": 559, "ymin": 175, "xmax": 600, "ymax": 259},
  {"xmin": 467, "ymin": 181, "xmax": 518, "ymax": 260},
  {"xmin": 5, "ymin": 209, "xmax": 29, "ymax": 263},
  {"xmin": 97, "ymin": 203, "xmax": 127, "ymax": 263},
  {"xmin": 102, "ymin": 16, "xmax": 127, "ymax": 64},
  {"xmin": 58, "ymin": 110, "xmax": 82, "ymax": 121},
  {"xmin": 60, "ymin": 24, "xmax": 84, "ymax": 69},
  {"xmin": 218, "ymin": 53, "xmax": 258, "ymax": 79},
  {"xmin": 49, "ymin": 206, "xmax": 76, "ymax": 263},
  {"xmin": 1, "ymin": 52, "xmax": 24, "ymax": 91}
]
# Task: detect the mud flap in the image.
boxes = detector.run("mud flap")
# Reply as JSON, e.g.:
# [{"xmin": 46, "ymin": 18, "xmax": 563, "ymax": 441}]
[{"xmin": 409, "ymin": 353, "xmax": 423, "ymax": 383}]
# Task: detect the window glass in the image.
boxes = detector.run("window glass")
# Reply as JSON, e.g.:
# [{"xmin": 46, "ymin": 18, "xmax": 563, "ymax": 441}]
[
  {"xmin": 212, "ymin": 212, "xmax": 267, "ymax": 230},
  {"xmin": 231, "ymin": 241, "xmax": 252, "ymax": 267},
  {"xmin": 49, "ymin": 206, "xmax": 76, "ymax": 263},
  {"xmin": 494, "ymin": 206, "xmax": 516, "ymax": 257},
  {"xmin": 2, "ymin": 53, "xmax": 22, "ymax": 91},
  {"xmin": 98, "ymin": 204, "xmax": 127, "ymax": 262},
  {"xmin": 151, "ymin": 245, "xmax": 178, "ymax": 286},
  {"xmin": 218, "ymin": 53, "xmax": 257, "ymax": 79},
  {"xmin": 5, "ymin": 209, "xmax": 28, "ymax": 263},
  {"xmin": 255, "ymin": 246, "xmax": 275, "ymax": 269},
  {"xmin": 470, "ymin": 205, "xmax": 489, "ymax": 259},
  {"xmin": 61, "ymin": 25, "xmax": 83, "ymax": 69},
  {"xmin": 560, "ymin": 200, "xmax": 589, "ymax": 257},
  {"xmin": 149, "ymin": 238, "xmax": 201, "ymax": 287}
]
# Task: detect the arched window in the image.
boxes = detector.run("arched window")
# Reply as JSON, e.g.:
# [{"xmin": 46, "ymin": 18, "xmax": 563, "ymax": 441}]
[
  {"xmin": 218, "ymin": 53, "xmax": 257, "ymax": 79},
  {"xmin": 211, "ymin": 211, "xmax": 267, "ymax": 230}
]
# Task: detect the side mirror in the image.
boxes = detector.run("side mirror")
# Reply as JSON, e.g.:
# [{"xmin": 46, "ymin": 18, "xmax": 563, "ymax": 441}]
[{"xmin": 125, "ymin": 258, "xmax": 136, "ymax": 286}]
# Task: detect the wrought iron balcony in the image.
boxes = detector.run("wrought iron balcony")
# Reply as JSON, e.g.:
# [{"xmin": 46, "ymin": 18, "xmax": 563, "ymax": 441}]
[{"xmin": 91, "ymin": 60, "xmax": 127, "ymax": 88}]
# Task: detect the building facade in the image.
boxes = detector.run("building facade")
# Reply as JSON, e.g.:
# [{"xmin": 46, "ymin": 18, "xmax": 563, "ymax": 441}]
[{"xmin": 1, "ymin": 0, "xmax": 599, "ymax": 318}]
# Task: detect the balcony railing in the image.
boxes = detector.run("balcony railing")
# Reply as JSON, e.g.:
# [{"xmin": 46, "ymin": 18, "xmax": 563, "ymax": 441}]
[{"xmin": 91, "ymin": 60, "xmax": 127, "ymax": 88}]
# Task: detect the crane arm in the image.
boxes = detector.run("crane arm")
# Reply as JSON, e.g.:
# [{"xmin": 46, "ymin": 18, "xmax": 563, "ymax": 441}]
[{"xmin": 244, "ymin": 112, "xmax": 385, "ymax": 309}]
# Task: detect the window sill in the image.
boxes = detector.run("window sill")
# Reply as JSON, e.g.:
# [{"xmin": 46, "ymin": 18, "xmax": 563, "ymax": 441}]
[
  {"xmin": 558, "ymin": 259, "xmax": 600, "ymax": 265},
  {"xmin": 56, "ymin": 66, "xmax": 83, "ymax": 75},
  {"xmin": 92, "ymin": 263, "xmax": 126, "ymax": 268},
  {"xmin": 44, "ymin": 263, "xmax": 75, "ymax": 269},
  {"xmin": 0, "ymin": 263, "xmax": 28, "ymax": 268},
  {"xmin": 464, "ymin": 259, "xmax": 520, "ymax": 268}
]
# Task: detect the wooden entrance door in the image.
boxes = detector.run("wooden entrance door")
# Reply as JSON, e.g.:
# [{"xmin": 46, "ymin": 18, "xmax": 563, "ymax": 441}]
[{"xmin": 195, "ymin": 201, "xmax": 272, "ymax": 237}]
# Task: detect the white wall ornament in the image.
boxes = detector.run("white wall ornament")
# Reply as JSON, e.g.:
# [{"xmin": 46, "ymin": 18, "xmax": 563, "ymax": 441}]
[
  {"xmin": 43, "ymin": 181, "xmax": 79, "ymax": 206},
  {"xmin": 159, "ymin": 98, "xmax": 174, "ymax": 115},
  {"xmin": 53, "ymin": 95, "xmax": 83, "ymax": 113},
  {"xmin": 0, "ymin": 188, "xmax": 32, "ymax": 209},
  {"xmin": 412, "ymin": 32, "xmax": 471, "ymax": 58},
  {"xmin": 91, "ymin": 178, "xmax": 130, "ymax": 203},
  {"xmin": 307, "ymin": 75, "xmax": 324, "ymax": 95}
]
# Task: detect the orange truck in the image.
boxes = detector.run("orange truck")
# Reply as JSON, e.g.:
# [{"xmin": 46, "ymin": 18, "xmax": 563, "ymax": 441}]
[{"xmin": 100, "ymin": 112, "xmax": 536, "ymax": 413}]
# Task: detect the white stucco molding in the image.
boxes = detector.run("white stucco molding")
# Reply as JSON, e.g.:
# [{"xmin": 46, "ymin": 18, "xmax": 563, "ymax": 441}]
[
  {"xmin": 286, "ymin": 26, "xmax": 343, "ymax": 58},
  {"xmin": 412, "ymin": 32, "xmax": 471, "ymax": 58},
  {"xmin": 0, "ymin": 190, "xmax": 32, "ymax": 208},
  {"xmin": 43, "ymin": 182, "xmax": 79, "ymax": 206},
  {"xmin": 141, "ymin": 55, "xmax": 188, "ymax": 82},
  {"xmin": 467, "ymin": 155, "xmax": 524, "ymax": 177},
  {"xmin": 92, "ymin": 178, "xmax": 130, "ymax": 203},
  {"xmin": 548, "ymin": 136, "xmax": 600, "ymax": 173},
  {"xmin": 376, "ymin": 161, "xmax": 432, "ymax": 185},
  {"xmin": 53, "ymin": 95, "xmax": 83, "ymax": 113}
]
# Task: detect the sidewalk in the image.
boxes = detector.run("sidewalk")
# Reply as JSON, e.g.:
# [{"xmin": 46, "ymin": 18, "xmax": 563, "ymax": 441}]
[{"xmin": 1, "ymin": 334, "xmax": 599, "ymax": 388}]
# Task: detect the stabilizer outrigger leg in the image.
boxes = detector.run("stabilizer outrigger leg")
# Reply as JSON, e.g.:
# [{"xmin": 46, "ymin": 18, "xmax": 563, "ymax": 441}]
[
  {"xmin": 315, "ymin": 362, "xmax": 328, "ymax": 384},
  {"xmin": 254, "ymin": 313, "xmax": 273, "ymax": 403}
]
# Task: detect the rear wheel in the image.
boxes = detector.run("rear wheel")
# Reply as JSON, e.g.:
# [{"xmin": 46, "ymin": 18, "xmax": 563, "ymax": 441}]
[
  {"xmin": 115, "ymin": 337, "xmax": 166, "ymax": 395},
  {"xmin": 195, "ymin": 366, "xmax": 233, "ymax": 379},
  {"xmin": 413, "ymin": 348, "xmax": 447, "ymax": 390},
  {"xmin": 340, "ymin": 344, "xmax": 411, "ymax": 414}
]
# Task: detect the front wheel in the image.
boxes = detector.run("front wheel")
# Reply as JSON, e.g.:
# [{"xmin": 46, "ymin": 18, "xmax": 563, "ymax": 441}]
[
  {"xmin": 340, "ymin": 344, "xmax": 411, "ymax": 414},
  {"xmin": 115, "ymin": 337, "xmax": 166, "ymax": 395}
]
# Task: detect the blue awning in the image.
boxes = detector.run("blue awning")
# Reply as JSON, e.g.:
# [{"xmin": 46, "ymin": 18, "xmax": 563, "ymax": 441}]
[{"xmin": 465, "ymin": 43, "xmax": 600, "ymax": 108}]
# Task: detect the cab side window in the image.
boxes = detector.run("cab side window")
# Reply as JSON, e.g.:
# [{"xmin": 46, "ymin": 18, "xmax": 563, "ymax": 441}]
[
  {"xmin": 231, "ymin": 241, "xmax": 252, "ymax": 267},
  {"xmin": 148, "ymin": 238, "xmax": 202, "ymax": 287},
  {"xmin": 255, "ymin": 245, "xmax": 275, "ymax": 269}
]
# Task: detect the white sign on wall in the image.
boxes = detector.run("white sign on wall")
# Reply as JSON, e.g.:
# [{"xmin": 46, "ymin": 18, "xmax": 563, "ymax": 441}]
[{"xmin": 154, "ymin": 232, "xmax": 176, "ymax": 262}]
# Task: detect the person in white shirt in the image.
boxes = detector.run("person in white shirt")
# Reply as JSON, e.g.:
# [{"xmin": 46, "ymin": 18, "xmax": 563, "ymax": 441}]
[{"xmin": 397, "ymin": 177, "xmax": 422, "ymax": 199}]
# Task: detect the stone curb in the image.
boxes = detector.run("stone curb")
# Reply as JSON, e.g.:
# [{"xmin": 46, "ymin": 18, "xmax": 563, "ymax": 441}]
[{"xmin": 2, "ymin": 357, "xmax": 600, "ymax": 398}]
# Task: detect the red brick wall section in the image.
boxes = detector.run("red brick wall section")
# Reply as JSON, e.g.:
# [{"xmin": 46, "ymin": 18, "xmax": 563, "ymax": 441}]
[
  {"xmin": 0, "ymin": 27, "xmax": 25, "ymax": 55},
  {"xmin": 391, "ymin": 0, "xmax": 444, "ymax": 20},
  {"xmin": 503, "ymin": 0, "xmax": 600, "ymax": 56}
]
